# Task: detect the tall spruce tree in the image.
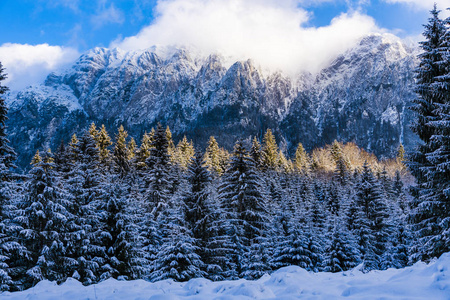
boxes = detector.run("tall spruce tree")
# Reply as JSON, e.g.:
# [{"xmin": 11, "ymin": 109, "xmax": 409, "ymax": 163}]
[
  {"xmin": 409, "ymin": 4, "xmax": 450, "ymax": 262},
  {"xmin": 16, "ymin": 151, "xmax": 73, "ymax": 287},
  {"xmin": 113, "ymin": 125, "xmax": 130, "ymax": 176},
  {"xmin": 0, "ymin": 63, "xmax": 16, "ymax": 175},
  {"xmin": 261, "ymin": 129, "xmax": 279, "ymax": 170},
  {"xmin": 62, "ymin": 131, "xmax": 108, "ymax": 285},
  {"xmin": 217, "ymin": 140, "xmax": 269, "ymax": 279},
  {"xmin": 204, "ymin": 136, "xmax": 223, "ymax": 176},
  {"xmin": 0, "ymin": 64, "xmax": 23, "ymax": 291}
]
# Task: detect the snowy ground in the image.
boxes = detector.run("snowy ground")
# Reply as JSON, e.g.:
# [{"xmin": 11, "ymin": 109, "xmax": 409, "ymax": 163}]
[{"xmin": 2, "ymin": 254, "xmax": 450, "ymax": 300}]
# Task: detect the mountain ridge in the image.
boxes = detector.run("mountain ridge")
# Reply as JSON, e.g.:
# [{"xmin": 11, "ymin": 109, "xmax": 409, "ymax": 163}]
[{"xmin": 5, "ymin": 33, "xmax": 419, "ymax": 169}]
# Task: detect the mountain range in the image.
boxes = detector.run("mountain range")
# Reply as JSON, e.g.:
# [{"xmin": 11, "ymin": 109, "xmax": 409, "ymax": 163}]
[{"xmin": 5, "ymin": 33, "xmax": 419, "ymax": 169}]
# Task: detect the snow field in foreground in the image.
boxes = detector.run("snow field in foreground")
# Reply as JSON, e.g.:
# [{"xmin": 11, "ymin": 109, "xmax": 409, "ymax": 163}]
[{"xmin": 2, "ymin": 253, "xmax": 450, "ymax": 300}]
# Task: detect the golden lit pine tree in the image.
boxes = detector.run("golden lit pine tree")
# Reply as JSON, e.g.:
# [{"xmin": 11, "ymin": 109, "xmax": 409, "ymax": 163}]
[
  {"xmin": 113, "ymin": 125, "xmax": 130, "ymax": 174},
  {"xmin": 128, "ymin": 137, "xmax": 136, "ymax": 161},
  {"xmin": 98, "ymin": 124, "xmax": 112, "ymax": 164},
  {"xmin": 261, "ymin": 129, "xmax": 279, "ymax": 170},
  {"xmin": 44, "ymin": 148, "xmax": 54, "ymax": 164},
  {"xmin": 31, "ymin": 150, "xmax": 42, "ymax": 165},
  {"xmin": 166, "ymin": 126, "xmax": 175, "ymax": 158},
  {"xmin": 89, "ymin": 122, "xmax": 99, "ymax": 143},
  {"xmin": 294, "ymin": 142, "xmax": 309, "ymax": 174},
  {"xmin": 67, "ymin": 133, "xmax": 80, "ymax": 162},
  {"xmin": 174, "ymin": 135, "xmax": 195, "ymax": 170},
  {"xmin": 277, "ymin": 150, "xmax": 293, "ymax": 173},
  {"xmin": 397, "ymin": 144, "xmax": 405, "ymax": 169},
  {"xmin": 204, "ymin": 136, "xmax": 222, "ymax": 175},
  {"xmin": 135, "ymin": 130, "xmax": 154, "ymax": 169}
]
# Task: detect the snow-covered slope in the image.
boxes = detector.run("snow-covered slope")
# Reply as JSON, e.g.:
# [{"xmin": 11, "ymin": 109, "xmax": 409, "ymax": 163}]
[
  {"xmin": 3, "ymin": 253, "xmax": 450, "ymax": 300},
  {"xmin": 5, "ymin": 33, "xmax": 419, "ymax": 168}
]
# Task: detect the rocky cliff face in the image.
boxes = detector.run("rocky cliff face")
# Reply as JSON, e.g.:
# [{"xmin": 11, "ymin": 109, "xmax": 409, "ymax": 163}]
[{"xmin": 5, "ymin": 33, "xmax": 419, "ymax": 169}]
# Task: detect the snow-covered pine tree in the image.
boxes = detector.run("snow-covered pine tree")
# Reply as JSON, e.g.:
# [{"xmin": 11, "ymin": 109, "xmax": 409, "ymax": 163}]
[
  {"xmin": 16, "ymin": 151, "xmax": 73, "ymax": 287},
  {"xmin": 408, "ymin": 4, "xmax": 448, "ymax": 262},
  {"xmin": 100, "ymin": 181, "xmax": 141, "ymax": 280},
  {"xmin": 150, "ymin": 188, "xmax": 205, "ymax": 282},
  {"xmin": 326, "ymin": 182, "xmax": 341, "ymax": 216},
  {"xmin": 272, "ymin": 223, "xmax": 311, "ymax": 271},
  {"xmin": 250, "ymin": 137, "xmax": 262, "ymax": 170},
  {"xmin": 62, "ymin": 131, "xmax": 108, "ymax": 285},
  {"xmin": 217, "ymin": 140, "xmax": 269, "ymax": 279},
  {"xmin": 144, "ymin": 123, "xmax": 172, "ymax": 216},
  {"xmin": 0, "ymin": 63, "xmax": 16, "ymax": 175},
  {"xmin": 0, "ymin": 64, "xmax": 18, "ymax": 290},
  {"xmin": 183, "ymin": 150, "xmax": 214, "ymax": 270},
  {"xmin": 322, "ymin": 220, "xmax": 359, "ymax": 273},
  {"xmin": 416, "ymin": 9, "xmax": 450, "ymax": 260},
  {"xmin": 139, "ymin": 123, "xmax": 173, "ymax": 276},
  {"xmin": 353, "ymin": 162, "xmax": 389, "ymax": 271}
]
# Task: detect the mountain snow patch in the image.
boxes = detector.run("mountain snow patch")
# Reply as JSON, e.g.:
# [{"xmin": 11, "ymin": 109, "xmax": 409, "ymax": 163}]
[{"xmin": 381, "ymin": 106, "xmax": 399, "ymax": 125}]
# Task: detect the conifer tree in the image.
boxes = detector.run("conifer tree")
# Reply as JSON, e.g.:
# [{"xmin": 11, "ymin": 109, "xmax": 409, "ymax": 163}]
[
  {"xmin": 127, "ymin": 138, "xmax": 136, "ymax": 161},
  {"xmin": 408, "ymin": 4, "xmax": 450, "ymax": 262},
  {"xmin": 261, "ymin": 129, "xmax": 279, "ymax": 170},
  {"xmin": 31, "ymin": 150, "xmax": 42, "ymax": 166},
  {"xmin": 173, "ymin": 136, "xmax": 195, "ymax": 170},
  {"xmin": 293, "ymin": 142, "xmax": 309, "ymax": 174},
  {"xmin": 165, "ymin": 125, "xmax": 175, "ymax": 158},
  {"xmin": 101, "ymin": 182, "xmax": 141, "ymax": 280},
  {"xmin": 135, "ymin": 130, "xmax": 153, "ymax": 169},
  {"xmin": 250, "ymin": 137, "xmax": 262, "ymax": 169},
  {"xmin": 204, "ymin": 136, "xmax": 223, "ymax": 176},
  {"xmin": 397, "ymin": 144, "xmax": 405, "ymax": 165},
  {"xmin": 67, "ymin": 134, "xmax": 80, "ymax": 163},
  {"xmin": 0, "ymin": 64, "xmax": 16, "ymax": 174},
  {"xmin": 145, "ymin": 123, "xmax": 171, "ymax": 214},
  {"xmin": 323, "ymin": 221, "xmax": 359, "ymax": 272},
  {"xmin": 16, "ymin": 151, "xmax": 72, "ymax": 287},
  {"xmin": 88, "ymin": 123, "xmax": 99, "ymax": 143},
  {"xmin": 113, "ymin": 125, "xmax": 130, "ymax": 176},
  {"xmin": 97, "ymin": 125, "xmax": 112, "ymax": 165},
  {"xmin": 0, "ymin": 73, "xmax": 32, "ymax": 291},
  {"xmin": 217, "ymin": 140, "xmax": 269, "ymax": 278},
  {"xmin": 63, "ymin": 131, "xmax": 108, "ymax": 285},
  {"xmin": 150, "ymin": 199, "xmax": 205, "ymax": 282},
  {"xmin": 272, "ymin": 224, "xmax": 313, "ymax": 271},
  {"xmin": 353, "ymin": 162, "xmax": 389, "ymax": 270},
  {"xmin": 184, "ymin": 151, "xmax": 211, "ymax": 242}
]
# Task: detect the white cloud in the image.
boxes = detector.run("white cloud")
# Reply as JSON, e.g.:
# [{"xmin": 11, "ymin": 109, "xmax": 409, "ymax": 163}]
[
  {"xmin": 0, "ymin": 43, "xmax": 79, "ymax": 90},
  {"xmin": 383, "ymin": 0, "xmax": 450, "ymax": 16},
  {"xmin": 91, "ymin": 4, "xmax": 125, "ymax": 28},
  {"xmin": 111, "ymin": 0, "xmax": 381, "ymax": 75}
]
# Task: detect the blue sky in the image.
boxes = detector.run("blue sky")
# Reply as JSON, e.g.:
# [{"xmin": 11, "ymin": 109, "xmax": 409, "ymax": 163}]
[
  {"xmin": 0, "ymin": 0, "xmax": 434, "ymax": 50},
  {"xmin": 0, "ymin": 0, "xmax": 448, "ymax": 90}
]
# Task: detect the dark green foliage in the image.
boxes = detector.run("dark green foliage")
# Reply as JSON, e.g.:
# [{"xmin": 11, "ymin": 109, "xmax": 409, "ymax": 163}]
[{"xmin": 408, "ymin": 4, "xmax": 450, "ymax": 262}]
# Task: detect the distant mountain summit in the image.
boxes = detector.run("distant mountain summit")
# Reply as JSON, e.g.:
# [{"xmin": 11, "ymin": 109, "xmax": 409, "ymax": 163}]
[{"xmin": 6, "ymin": 33, "xmax": 419, "ymax": 169}]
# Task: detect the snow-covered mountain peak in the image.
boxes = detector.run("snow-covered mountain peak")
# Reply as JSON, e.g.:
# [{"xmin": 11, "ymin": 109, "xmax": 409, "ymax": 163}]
[{"xmin": 5, "ymin": 33, "xmax": 420, "ymax": 168}]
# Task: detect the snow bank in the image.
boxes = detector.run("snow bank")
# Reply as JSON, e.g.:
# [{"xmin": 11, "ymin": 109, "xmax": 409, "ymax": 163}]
[{"xmin": 3, "ymin": 253, "xmax": 450, "ymax": 299}]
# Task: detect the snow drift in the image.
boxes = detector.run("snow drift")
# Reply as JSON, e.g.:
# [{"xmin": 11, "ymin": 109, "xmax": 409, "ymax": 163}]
[{"xmin": 3, "ymin": 253, "xmax": 450, "ymax": 300}]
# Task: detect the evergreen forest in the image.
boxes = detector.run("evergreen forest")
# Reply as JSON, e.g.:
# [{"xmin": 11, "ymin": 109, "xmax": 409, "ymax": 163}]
[{"xmin": 0, "ymin": 4, "xmax": 449, "ymax": 292}]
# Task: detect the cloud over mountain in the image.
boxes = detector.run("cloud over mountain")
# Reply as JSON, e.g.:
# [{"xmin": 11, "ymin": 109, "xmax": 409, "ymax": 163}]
[
  {"xmin": 111, "ymin": 0, "xmax": 382, "ymax": 75},
  {"xmin": 0, "ymin": 43, "xmax": 79, "ymax": 90}
]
